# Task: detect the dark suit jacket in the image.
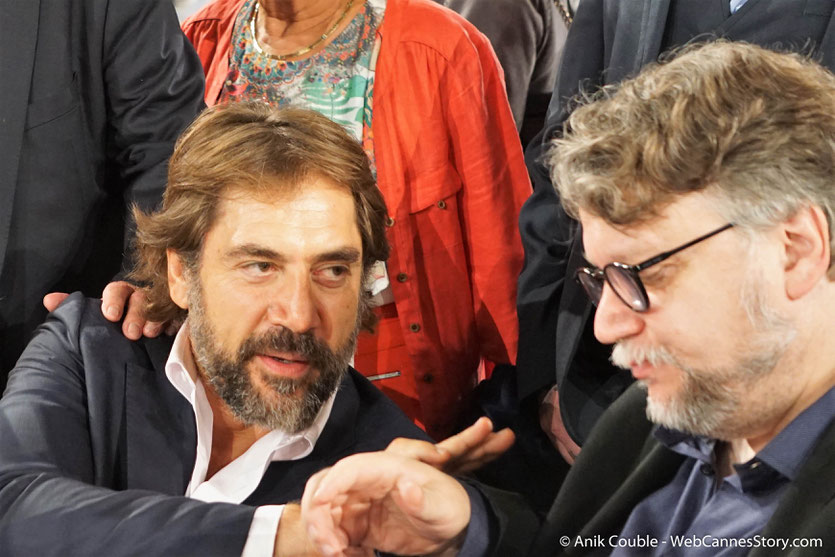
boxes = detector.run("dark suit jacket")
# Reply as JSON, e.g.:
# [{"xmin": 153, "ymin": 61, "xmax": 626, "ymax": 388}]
[
  {"xmin": 519, "ymin": 384, "xmax": 835, "ymax": 556},
  {"xmin": 0, "ymin": 0, "xmax": 205, "ymax": 384},
  {"xmin": 516, "ymin": 0, "xmax": 835, "ymax": 445},
  {"xmin": 0, "ymin": 294, "xmax": 429, "ymax": 556}
]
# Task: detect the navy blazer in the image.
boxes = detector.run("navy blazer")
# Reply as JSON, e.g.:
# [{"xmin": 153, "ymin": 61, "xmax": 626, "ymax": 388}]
[{"xmin": 0, "ymin": 294, "xmax": 429, "ymax": 556}]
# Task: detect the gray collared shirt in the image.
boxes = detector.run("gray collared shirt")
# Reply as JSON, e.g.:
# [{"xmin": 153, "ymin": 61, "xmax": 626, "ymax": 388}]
[{"xmin": 613, "ymin": 387, "xmax": 835, "ymax": 556}]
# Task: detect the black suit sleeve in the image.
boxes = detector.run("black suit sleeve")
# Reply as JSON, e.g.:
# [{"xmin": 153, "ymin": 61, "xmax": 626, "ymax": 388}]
[
  {"xmin": 515, "ymin": 131, "xmax": 577, "ymax": 400},
  {"xmin": 515, "ymin": 0, "xmax": 608, "ymax": 401},
  {"xmin": 0, "ymin": 295, "xmax": 255, "ymax": 556},
  {"xmin": 101, "ymin": 0, "xmax": 204, "ymax": 271}
]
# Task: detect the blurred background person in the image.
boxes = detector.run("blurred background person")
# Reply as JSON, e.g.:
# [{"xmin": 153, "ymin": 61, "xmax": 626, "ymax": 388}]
[
  {"xmin": 0, "ymin": 0, "xmax": 204, "ymax": 390},
  {"xmin": 433, "ymin": 0, "xmax": 570, "ymax": 145}
]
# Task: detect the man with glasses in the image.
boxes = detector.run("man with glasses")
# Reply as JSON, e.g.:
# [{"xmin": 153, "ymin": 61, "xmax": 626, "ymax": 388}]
[
  {"xmin": 516, "ymin": 0, "xmax": 835, "ymax": 466},
  {"xmin": 575, "ymin": 223, "xmax": 734, "ymax": 312},
  {"xmin": 298, "ymin": 42, "xmax": 835, "ymax": 556}
]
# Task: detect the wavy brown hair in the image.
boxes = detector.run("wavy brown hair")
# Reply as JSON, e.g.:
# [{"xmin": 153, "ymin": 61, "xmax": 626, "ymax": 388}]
[
  {"xmin": 130, "ymin": 102, "xmax": 390, "ymax": 328},
  {"xmin": 551, "ymin": 42, "xmax": 835, "ymax": 273}
]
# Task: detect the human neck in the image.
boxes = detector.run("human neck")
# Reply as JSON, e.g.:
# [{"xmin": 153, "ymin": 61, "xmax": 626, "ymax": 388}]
[
  {"xmin": 255, "ymin": 0, "xmax": 354, "ymax": 56},
  {"xmin": 747, "ymin": 329, "xmax": 835, "ymax": 453},
  {"xmin": 744, "ymin": 377, "xmax": 834, "ymax": 454},
  {"xmin": 201, "ymin": 379, "xmax": 271, "ymax": 479},
  {"xmin": 711, "ymin": 293, "xmax": 835, "ymax": 468}
]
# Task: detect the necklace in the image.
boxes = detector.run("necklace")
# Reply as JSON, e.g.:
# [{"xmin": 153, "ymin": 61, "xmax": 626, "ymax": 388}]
[
  {"xmin": 554, "ymin": 0, "xmax": 573, "ymax": 26},
  {"xmin": 250, "ymin": 0, "xmax": 356, "ymax": 61}
]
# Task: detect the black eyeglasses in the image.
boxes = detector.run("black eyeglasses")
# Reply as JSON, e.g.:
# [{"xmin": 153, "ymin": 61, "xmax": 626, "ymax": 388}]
[{"xmin": 576, "ymin": 223, "xmax": 734, "ymax": 312}]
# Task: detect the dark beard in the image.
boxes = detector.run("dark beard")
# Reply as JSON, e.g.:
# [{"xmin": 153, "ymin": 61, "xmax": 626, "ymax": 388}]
[{"xmin": 187, "ymin": 283, "xmax": 357, "ymax": 433}]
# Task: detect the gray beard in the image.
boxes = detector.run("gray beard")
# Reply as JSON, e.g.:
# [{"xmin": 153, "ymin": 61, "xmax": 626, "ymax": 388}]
[
  {"xmin": 186, "ymin": 280, "xmax": 358, "ymax": 433},
  {"xmin": 613, "ymin": 271, "xmax": 796, "ymax": 440},
  {"xmin": 639, "ymin": 344, "xmax": 786, "ymax": 439}
]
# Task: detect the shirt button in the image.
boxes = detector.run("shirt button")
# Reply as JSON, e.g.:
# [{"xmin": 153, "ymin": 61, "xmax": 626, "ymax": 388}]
[
  {"xmin": 436, "ymin": 200, "xmax": 447, "ymax": 209},
  {"xmin": 422, "ymin": 373, "xmax": 433, "ymax": 383},
  {"xmin": 396, "ymin": 272, "xmax": 408, "ymax": 282},
  {"xmin": 700, "ymin": 463, "xmax": 714, "ymax": 476},
  {"xmin": 385, "ymin": 216, "xmax": 395, "ymax": 227},
  {"xmin": 409, "ymin": 323, "xmax": 421, "ymax": 332}
]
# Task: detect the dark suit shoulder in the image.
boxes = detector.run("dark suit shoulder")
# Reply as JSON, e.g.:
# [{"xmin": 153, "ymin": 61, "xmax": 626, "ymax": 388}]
[
  {"xmin": 30, "ymin": 293, "xmax": 134, "ymax": 350},
  {"xmin": 9, "ymin": 292, "xmax": 172, "ymax": 394},
  {"xmin": 10, "ymin": 293, "xmax": 119, "ymax": 386}
]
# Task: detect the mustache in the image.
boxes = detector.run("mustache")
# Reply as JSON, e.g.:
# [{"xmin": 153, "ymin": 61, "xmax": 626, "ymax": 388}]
[
  {"xmin": 610, "ymin": 341, "xmax": 679, "ymax": 370},
  {"xmin": 236, "ymin": 327, "xmax": 342, "ymax": 372}
]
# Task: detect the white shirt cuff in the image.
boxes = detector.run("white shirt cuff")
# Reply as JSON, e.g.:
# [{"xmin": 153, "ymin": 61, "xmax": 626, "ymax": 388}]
[{"xmin": 241, "ymin": 505, "xmax": 284, "ymax": 557}]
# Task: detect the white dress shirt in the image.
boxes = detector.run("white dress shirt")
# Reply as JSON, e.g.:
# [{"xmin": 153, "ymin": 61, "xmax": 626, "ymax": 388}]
[
  {"xmin": 165, "ymin": 322, "xmax": 336, "ymax": 556},
  {"xmin": 730, "ymin": 0, "xmax": 749, "ymax": 13}
]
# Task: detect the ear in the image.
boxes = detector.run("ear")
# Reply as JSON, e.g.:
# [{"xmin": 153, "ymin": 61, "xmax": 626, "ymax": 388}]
[
  {"xmin": 167, "ymin": 249, "xmax": 191, "ymax": 310},
  {"xmin": 782, "ymin": 205, "xmax": 831, "ymax": 300}
]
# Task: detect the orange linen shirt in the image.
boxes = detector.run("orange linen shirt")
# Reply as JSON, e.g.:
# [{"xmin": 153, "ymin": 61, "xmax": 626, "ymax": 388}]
[{"xmin": 183, "ymin": 0, "xmax": 531, "ymax": 438}]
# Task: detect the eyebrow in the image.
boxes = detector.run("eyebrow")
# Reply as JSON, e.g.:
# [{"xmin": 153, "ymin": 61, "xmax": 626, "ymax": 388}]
[
  {"xmin": 225, "ymin": 244, "xmax": 285, "ymax": 262},
  {"xmin": 224, "ymin": 244, "xmax": 361, "ymax": 265},
  {"xmin": 581, "ymin": 248, "xmax": 676, "ymax": 268},
  {"xmin": 312, "ymin": 247, "xmax": 361, "ymax": 265}
]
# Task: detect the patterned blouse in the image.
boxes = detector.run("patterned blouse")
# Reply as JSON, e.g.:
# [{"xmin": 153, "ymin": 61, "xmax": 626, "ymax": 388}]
[{"xmin": 220, "ymin": 0, "xmax": 386, "ymax": 171}]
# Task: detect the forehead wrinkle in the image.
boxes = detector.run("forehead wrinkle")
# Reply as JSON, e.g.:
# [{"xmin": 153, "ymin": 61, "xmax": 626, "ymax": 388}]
[
  {"xmin": 581, "ymin": 207, "xmax": 703, "ymax": 268},
  {"xmin": 581, "ymin": 224, "xmax": 648, "ymax": 268}
]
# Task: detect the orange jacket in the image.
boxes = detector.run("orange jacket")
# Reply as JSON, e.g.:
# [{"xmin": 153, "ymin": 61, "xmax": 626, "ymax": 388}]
[{"xmin": 183, "ymin": 0, "xmax": 531, "ymax": 438}]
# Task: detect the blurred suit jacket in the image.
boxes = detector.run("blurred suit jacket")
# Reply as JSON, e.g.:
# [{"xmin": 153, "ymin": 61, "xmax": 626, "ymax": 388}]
[{"xmin": 0, "ymin": 0, "xmax": 205, "ymax": 387}]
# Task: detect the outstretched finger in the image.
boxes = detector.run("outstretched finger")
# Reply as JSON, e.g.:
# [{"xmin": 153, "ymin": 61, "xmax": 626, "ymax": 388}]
[
  {"xmin": 385, "ymin": 437, "xmax": 451, "ymax": 468},
  {"xmin": 437, "ymin": 418, "xmax": 515, "ymax": 474},
  {"xmin": 435, "ymin": 417, "xmax": 494, "ymax": 458}
]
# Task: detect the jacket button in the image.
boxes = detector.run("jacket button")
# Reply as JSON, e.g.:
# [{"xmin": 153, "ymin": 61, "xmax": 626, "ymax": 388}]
[
  {"xmin": 397, "ymin": 272, "xmax": 408, "ymax": 282},
  {"xmin": 385, "ymin": 216, "xmax": 395, "ymax": 227},
  {"xmin": 409, "ymin": 323, "xmax": 421, "ymax": 332},
  {"xmin": 422, "ymin": 373, "xmax": 433, "ymax": 383},
  {"xmin": 436, "ymin": 200, "xmax": 447, "ymax": 209}
]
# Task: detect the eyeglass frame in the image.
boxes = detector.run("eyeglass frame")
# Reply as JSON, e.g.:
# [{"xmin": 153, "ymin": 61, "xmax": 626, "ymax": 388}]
[{"xmin": 576, "ymin": 222, "xmax": 735, "ymax": 312}]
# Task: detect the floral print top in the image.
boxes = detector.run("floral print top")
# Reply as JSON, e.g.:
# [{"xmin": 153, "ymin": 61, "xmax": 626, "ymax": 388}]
[{"xmin": 221, "ymin": 0, "xmax": 385, "ymax": 171}]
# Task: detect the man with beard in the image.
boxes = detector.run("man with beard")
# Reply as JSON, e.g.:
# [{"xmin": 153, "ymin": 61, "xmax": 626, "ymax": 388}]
[
  {"xmin": 0, "ymin": 103, "xmax": 452, "ymax": 556},
  {"xmin": 298, "ymin": 42, "xmax": 835, "ymax": 556}
]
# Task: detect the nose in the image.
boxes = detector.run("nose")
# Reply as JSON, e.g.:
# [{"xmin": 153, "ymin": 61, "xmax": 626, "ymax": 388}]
[
  {"xmin": 265, "ymin": 271, "xmax": 321, "ymax": 334},
  {"xmin": 593, "ymin": 283, "xmax": 644, "ymax": 345}
]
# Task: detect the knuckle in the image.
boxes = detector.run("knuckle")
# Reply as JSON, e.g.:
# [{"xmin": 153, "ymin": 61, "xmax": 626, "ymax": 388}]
[{"xmin": 387, "ymin": 438, "xmax": 408, "ymax": 450}]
